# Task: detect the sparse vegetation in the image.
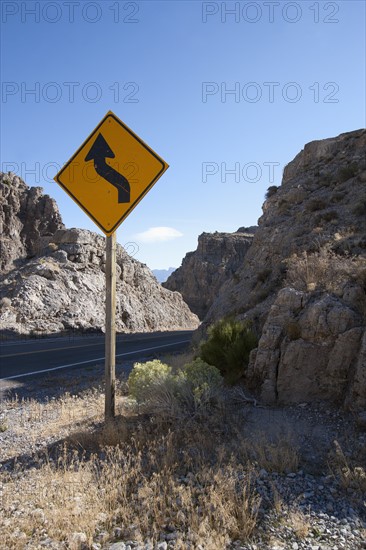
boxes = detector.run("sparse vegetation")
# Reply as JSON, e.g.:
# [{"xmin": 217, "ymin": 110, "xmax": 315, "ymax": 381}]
[
  {"xmin": 256, "ymin": 268, "xmax": 272, "ymax": 284},
  {"xmin": 331, "ymin": 190, "xmax": 346, "ymax": 203},
  {"xmin": 286, "ymin": 320, "xmax": 301, "ymax": 340},
  {"xmin": 127, "ymin": 359, "xmax": 172, "ymax": 404},
  {"xmin": 127, "ymin": 358, "xmax": 223, "ymax": 421},
  {"xmin": 329, "ymin": 440, "xmax": 366, "ymax": 494},
  {"xmin": 338, "ymin": 163, "xmax": 358, "ymax": 182},
  {"xmin": 2, "ymin": 364, "xmax": 366, "ymax": 549},
  {"xmin": 306, "ymin": 198, "xmax": 326, "ymax": 212},
  {"xmin": 285, "ymin": 244, "xmax": 366, "ymax": 293},
  {"xmin": 199, "ymin": 317, "xmax": 257, "ymax": 384},
  {"xmin": 1, "ymin": 174, "xmax": 12, "ymax": 185},
  {"xmin": 353, "ymin": 198, "xmax": 366, "ymax": 216},
  {"xmin": 265, "ymin": 185, "xmax": 279, "ymax": 200},
  {"xmin": 315, "ymin": 210, "xmax": 339, "ymax": 224}
]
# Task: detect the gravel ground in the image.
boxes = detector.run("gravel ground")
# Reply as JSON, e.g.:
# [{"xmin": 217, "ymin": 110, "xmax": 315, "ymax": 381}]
[{"xmin": 1, "ymin": 362, "xmax": 366, "ymax": 550}]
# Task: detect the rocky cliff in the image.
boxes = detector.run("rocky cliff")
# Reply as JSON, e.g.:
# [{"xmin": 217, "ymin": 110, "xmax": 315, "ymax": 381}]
[
  {"xmin": 163, "ymin": 228, "xmax": 255, "ymax": 319},
  {"xmin": 0, "ymin": 174, "xmax": 199, "ymax": 336},
  {"xmin": 0, "ymin": 173, "xmax": 65, "ymax": 273},
  {"xmin": 205, "ymin": 129, "xmax": 366, "ymax": 410},
  {"xmin": 206, "ymin": 129, "xmax": 366, "ymax": 327}
]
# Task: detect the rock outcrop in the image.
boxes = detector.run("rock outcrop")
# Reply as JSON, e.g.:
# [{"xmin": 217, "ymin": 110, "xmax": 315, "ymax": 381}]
[
  {"xmin": 0, "ymin": 173, "xmax": 64, "ymax": 273},
  {"xmin": 0, "ymin": 174, "xmax": 199, "ymax": 336},
  {"xmin": 249, "ymin": 284, "xmax": 366, "ymax": 410},
  {"xmin": 205, "ymin": 129, "xmax": 366, "ymax": 328},
  {"xmin": 163, "ymin": 229, "xmax": 255, "ymax": 319},
  {"xmin": 204, "ymin": 129, "xmax": 366, "ymax": 409}
]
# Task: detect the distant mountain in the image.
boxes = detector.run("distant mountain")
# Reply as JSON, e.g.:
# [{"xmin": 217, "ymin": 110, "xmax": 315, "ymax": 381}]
[{"xmin": 153, "ymin": 267, "xmax": 176, "ymax": 283}]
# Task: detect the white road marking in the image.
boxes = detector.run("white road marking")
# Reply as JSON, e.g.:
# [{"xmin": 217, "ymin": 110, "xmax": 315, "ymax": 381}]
[{"xmin": 1, "ymin": 340, "xmax": 190, "ymax": 381}]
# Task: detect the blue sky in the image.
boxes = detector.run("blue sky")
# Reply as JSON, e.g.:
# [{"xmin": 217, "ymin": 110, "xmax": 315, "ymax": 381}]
[{"xmin": 1, "ymin": 0, "xmax": 365, "ymax": 269}]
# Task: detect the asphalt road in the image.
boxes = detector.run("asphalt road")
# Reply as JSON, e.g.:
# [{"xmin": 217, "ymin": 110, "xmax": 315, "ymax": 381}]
[{"xmin": 0, "ymin": 331, "xmax": 194, "ymax": 381}]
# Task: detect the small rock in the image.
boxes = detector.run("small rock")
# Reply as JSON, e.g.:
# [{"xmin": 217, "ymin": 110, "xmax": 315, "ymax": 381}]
[{"xmin": 69, "ymin": 532, "xmax": 87, "ymax": 545}]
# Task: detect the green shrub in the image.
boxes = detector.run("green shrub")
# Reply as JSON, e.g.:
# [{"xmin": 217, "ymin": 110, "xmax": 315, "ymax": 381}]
[
  {"xmin": 127, "ymin": 358, "xmax": 224, "ymax": 418},
  {"xmin": 184, "ymin": 358, "xmax": 222, "ymax": 394},
  {"xmin": 199, "ymin": 318, "xmax": 257, "ymax": 384},
  {"xmin": 128, "ymin": 360, "xmax": 172, "ymax": 403}
]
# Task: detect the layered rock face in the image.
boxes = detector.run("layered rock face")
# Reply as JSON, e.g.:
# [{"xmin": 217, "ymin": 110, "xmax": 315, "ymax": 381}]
[
  {"xmin": 0, "ymin": 173, "xmax": 64, "ymax": 273},
  {"xmin": 163, "ymin": 229, "xmax": 255, "ymax": 319},
  {"xmin": 206, "ymin": 129, "xmax": 366, "ymax": 326},
  {"xmin": 0, "ymin": 174, "xmax": 199, "ymax": 335},
  {"xmin": 205, "ymin": 129, "xmax": 366, "ymax": 410}
]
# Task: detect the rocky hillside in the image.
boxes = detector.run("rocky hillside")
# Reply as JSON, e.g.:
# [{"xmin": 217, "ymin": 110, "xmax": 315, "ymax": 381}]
[
  {"xmin": 205, "ymin": 129, "xmax": 366, "ymax": 410},
  {"xmin": 0, "ymin": 174, "xmax": 199, "ymax": 336},
  {"xmin": 0, "ymin": 173, "xmax": 64, "ymax": 273},
  {"xmin": 163, "ymin": 228, "xmax": 256, "ymax": 319},
  {"xmin": 206, "ymin": 129, "xmax": 366, "ymax": 327}
]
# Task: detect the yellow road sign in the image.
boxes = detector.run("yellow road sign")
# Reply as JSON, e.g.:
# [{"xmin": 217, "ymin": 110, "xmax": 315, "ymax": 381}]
[{"xmin": 54, "ymin": 111, "xmax": 169, "ymax": 236}]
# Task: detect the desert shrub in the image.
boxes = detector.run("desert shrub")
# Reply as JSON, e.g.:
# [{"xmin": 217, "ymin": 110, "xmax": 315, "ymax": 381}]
[
  {"xmin": 265, "ymin": 185, "xmax": 279, "ymax": 200},
  {"xmin": 353, "ymin": 199, "xmax": 366, "ymax": 216},
  {"xmin": 199, "ymin": 318, "xmax": 258, "ymax": 384},
  {"xmin": 1, "ymin": 174, "xmax": 11, "ymax": 185},
  {"xmin": 128, "ymin": 360, "xmax": 172, "ymax": 404},
  {"xmin": 232, "ymin": 272, "xmax": 241, "ymax": 284},
  {"xmin": 331, "ymin": 191, "xmax": 346, "ymax": 203},
  {"xmin": 286, "ymin": 320, "xmax": 301, "ymax": 340},
  {"xmin": 330, "ymin": 440, "xmax": 366, "ymax": 494},
  {"xmin": 285, "ymin": 244, "xmax": 366, "ymax": 293},
  {"xmin": 320, "ymin": 173, "xmax": 332, "ymax": 186},
  {"xmin": 256, "ymin": 268, "xmax": 272, "ymax": 284},
  {"xmin": 306, "ymin": 198, "xmax": 326, "ymax": 212},
  {"xmin": 127, "ymin": 358, "xmax": 224, "ymax": 419},
  {"xmin": 315, "ymin": 210, "xmax": 339, "ymax": 224},
  {"xmin": 184, "ymin": 358, "xmax": 222, "ymax": 394},
  {"xmin": 338, "ymin": 163, "xmax": 358, "ymax": 183}
]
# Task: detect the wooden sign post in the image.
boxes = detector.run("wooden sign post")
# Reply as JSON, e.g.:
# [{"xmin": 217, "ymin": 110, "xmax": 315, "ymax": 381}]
[
  {"xmin": 54, "ymin": 111, "xmax": 168, "ymax": 423},
  {"xmin": 105, "ymin": 233, "xmax": 117, "ymax": 419}
]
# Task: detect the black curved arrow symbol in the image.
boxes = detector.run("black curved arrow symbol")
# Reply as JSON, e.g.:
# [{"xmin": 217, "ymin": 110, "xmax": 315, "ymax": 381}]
[{"xmin": 84, "ymin": 133, "xmax": 130, "ymax": 203}]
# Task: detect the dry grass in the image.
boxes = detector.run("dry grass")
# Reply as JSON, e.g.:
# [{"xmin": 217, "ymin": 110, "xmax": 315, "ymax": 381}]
[
  {"xmin": 0, "ymin": 385, "xmax": 267, "ymax": 549},
  {"xmin": 243, "ymin": 433, "xmax": 299, "ymax": 474},
  {"xmin": 285, "ymin": 244, "xmax": 366, "ymax": 293},
  {"xmin": 287, "ymin": 509, "xmax": 311, "ymax": 538},
  {"xmin": 0, "ymin": 363, "xmax": 309, "ymax": 549},
  {"xmin": 329, "ymin": 440, "xmax": 366, "ymax": 494}
]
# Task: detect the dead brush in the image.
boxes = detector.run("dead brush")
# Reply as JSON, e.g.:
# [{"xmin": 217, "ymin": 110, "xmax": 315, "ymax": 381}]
[
  {"xmin": 242, "ymin": 432, "xmax": 299, "ymax": 474},
  {"xmin": 0, "ymin": 420, "xmax": 261, "ymax": 549},
  {"xmin": 285, "ymin": 243, "xmax": 366, "ymax": 293},
  {"xmin": 329, "ymin": 440, "xmax": 366, "ymax": 494}
]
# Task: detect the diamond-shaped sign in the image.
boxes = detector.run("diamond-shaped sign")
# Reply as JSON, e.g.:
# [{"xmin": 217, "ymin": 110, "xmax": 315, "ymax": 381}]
[{"xmin": 54, "ymin": 111, "xmax": 169, "ymax": 236}]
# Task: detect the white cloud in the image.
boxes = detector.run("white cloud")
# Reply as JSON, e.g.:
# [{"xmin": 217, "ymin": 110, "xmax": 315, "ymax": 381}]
[{"xmin": 135, "ymin": 226, "xmax": 183, "ymax": 243}]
